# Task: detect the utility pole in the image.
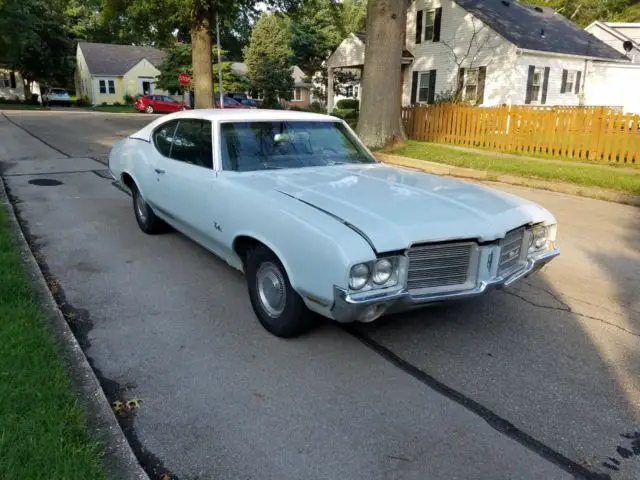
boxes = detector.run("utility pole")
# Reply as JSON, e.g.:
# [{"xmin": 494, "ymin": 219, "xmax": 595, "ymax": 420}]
[{"xmin": 216, "ymin": 12, "xmax": 224, "ymax": 109}]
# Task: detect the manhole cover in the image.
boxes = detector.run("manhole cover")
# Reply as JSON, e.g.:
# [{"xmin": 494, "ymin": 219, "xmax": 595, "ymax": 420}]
[{"xmin": 28, "ymin": 179, "xmax": 63, "ymax": 186}]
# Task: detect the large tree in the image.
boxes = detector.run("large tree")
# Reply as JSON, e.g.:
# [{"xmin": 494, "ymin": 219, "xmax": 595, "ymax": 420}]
[
  {"xmin": 0, "ymin": 0, "xmax": 75, "ymax": 95},
  {"xmin": 244, "ymin": 14, "xmax": 295, "ymax": 107},
  {"xmin": 103, "ymin": 0, "xmax": 299, "ymax": 109},
  {"xmin": 356, "ymin": 0, "xmax": 408, "ymax": 148}
]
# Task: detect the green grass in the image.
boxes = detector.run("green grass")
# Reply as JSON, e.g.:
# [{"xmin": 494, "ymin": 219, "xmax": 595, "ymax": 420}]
[
  {"xmin": 90, "ymin": 105, "xmax": 137, "ymax": 113},
  {"xmin": 0, "ymin": 104, "xmax": 50, "ymax": 111},
  {"xmin": 0, "ymin": 207, "xmax": 107, "ymax": 480},
  {"xmin": 388, "ymin": 141, "xmax": 640, "ymax": 196}
]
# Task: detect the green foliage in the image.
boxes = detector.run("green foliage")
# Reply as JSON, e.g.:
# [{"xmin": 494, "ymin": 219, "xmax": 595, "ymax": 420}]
[
  {"xmin": 156, "ymin": 43, "xmax": 250, "ymax": 95},
  {"xmin": 101, "ymin": 101, "xmax": 107, "ymax": 106},
  {"xmin": 336, "ymin": 98, "xmax": 359, "ymax": 110},
  {"xmin": 77, "ymin": 95, "xmax": 91, "ymax": 107},
  {"xmin": 525, "ymin": 0, "xmax": 639, "ymax": 26},
  {"xmin": 113, "ymin": 101, "xmax": 122, "ymax": 106},
  {"xmin": 309, "ymin": 101, "xmax": 326, "ymax": 113},
  {"xmin": 244, "ymin": 14, "xmax": 295, "ymax": 107},
  {"xmin": 123, "ymin": 93, "xmax": 136, "ymax": 105},
  {"xmin": 0, "ymin": 0, "xmax": 75, "ymax": 89}
]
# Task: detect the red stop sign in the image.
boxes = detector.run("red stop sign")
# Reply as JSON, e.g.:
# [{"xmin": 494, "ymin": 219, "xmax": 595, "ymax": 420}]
[{"xmin": 178, "ymin": 72, "xmax": 191, "ymax": 87}]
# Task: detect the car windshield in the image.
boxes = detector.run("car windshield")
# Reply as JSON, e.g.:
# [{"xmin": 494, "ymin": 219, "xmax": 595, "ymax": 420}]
[{"xmin": 220, "ymin": 120, "xmax": 376, "ymax": 172}]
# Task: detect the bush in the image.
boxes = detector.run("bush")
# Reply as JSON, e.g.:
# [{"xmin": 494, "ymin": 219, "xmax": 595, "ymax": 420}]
[
  {"xmin": 113, "ymin": 101, "xmax": 122, "ymax": 106},
  {"xmin": 76, "ymin": 95, "xmax": 91, "ymax": 107},
  {"xmin": 27, "ymin": 94, "xmax": 40, "ymax": 105},
  {"xmin": 101, "ymin": 102, "xmax": 108, "ymax": 106},
  {"xmin": 123, "ymin": 93, "xmax": 136, "ymax": 105},
  {"xmin": 0, "ymin": 97, "xmax": 23, "ymax": 105},
  {"xmin": 308, "ymin": 101, "xmax": 326, "ymax": 114},
  {"xmin": 336, "ymin": 98, "xmax": 359, "ymax": 110}
]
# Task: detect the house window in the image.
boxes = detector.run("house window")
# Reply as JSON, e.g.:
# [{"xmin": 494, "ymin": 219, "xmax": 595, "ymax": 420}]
[
  {"xmin": 99, "ymin": 79, "xmax": 116, "ymax": 95},
  {"xmin": 354, "ymin": 86, "xmax": 359, "ymax": 98},
  {"xmin": 418, "ymin": 72, "xmax": 431, "ymax": 103},
  {"xmin": 423, "ymin": 10, "xmax": 436, "ymax": 42},
  {"xmin": 99, "ymin": 80, "xmax": 106, "ymax": 94},
  {"xmin": 463, "ymin": 68, "xmax": 479, "ymax": 103},
  {"xmin": 530, "ymin": 67, "xmax": 544, "ymax": 104},
  {"xmin": 565, "ymin": 71, "xmax": 575, "ymax": 93},
  {"xmin": 108, "ymin": 80, "xmax": 116, "ymax": 94},
  {"xmin": 292, "ymin": 88, "xmax": 302, "ymax": 101},
  {"xmin": 0, "ymin": 73, "xmax": 9, "ymax": 88}
]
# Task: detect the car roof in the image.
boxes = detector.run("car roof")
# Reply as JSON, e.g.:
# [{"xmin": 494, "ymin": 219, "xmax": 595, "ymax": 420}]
[{"xmin": 130, "ymin": 109, "xmax": 341, "ymax": 141}]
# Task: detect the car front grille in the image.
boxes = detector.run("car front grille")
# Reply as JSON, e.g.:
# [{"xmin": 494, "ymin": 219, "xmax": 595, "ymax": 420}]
[
  {"xmin": 498, "ymin": 227, "xmax": 526, "ymax": 276},
  {"xmin": 407, "ymin": 242, "xmax": 474, "ymax": 294}
]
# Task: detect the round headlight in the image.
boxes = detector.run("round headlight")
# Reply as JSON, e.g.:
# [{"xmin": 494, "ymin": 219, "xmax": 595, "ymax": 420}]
[
  {"xmin": 349, "ymin": 263, "xmax": 370, "ymax": 290},
  {"xmin": 530, "ymin": 226, "xmax": 548, "ymax": 251},
  {"xmin": 372, "ymin": 258, "xmax": 394, "ymax": 285}
]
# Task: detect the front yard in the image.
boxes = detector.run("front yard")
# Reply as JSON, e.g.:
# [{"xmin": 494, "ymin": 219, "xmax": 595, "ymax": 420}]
[
  {"xmin": 387, "ymin": 141, "xmax": 640, "ymax": 196},
  {"xmin": 0, "ymin": 207, "xmax": 107, "ymax": 479}
]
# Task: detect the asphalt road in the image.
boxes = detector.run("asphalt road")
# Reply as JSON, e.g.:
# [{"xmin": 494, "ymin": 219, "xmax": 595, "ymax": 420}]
[{"xmin": 1, "ymin": 109, "xmax": 639, "ymax": 480}]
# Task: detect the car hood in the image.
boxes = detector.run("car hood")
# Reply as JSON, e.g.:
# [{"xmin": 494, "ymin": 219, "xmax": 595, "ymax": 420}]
[{"xmin": 234, "ymin": 164, "xmax": 555, "ymax": 253}]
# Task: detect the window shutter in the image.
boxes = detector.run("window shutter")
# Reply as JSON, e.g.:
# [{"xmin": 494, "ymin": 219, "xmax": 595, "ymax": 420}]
[
  {"xmin": 541, "ymin": 66, "xmax": 550, "ymax": 104},
  {"xmin": 525, "ymin": 65, "xmax": 535, "ymax": 104},
  {"xmin": 561, "ymin": 69, "xmax": 568, "ymax": 94},
  {"xmin": 9, "ymin": 72, "xmax": 16, "ymax": 89},
  {"xmin": 456, "ymin": 68, "xmax": 465, "ymax": 101},
  {"xmin": 411, "ymin": 71, "xmax": 418, "ymax": 104},
  {"xmin": 477, "ymin": 66, "xmax": 487, "ymax": 105},
  {"xmin": 575, "ymin": 71, "xmax": 582, "ymax": 94},
  {"xmin": 415, "ymin": 10, "xmax": 423, "ymax": 44},
  {"xmin": 428, "ymin": 69, "xmax": 437, "ymax": 104},
  {"xmin": 433, "ymin": 8, "xmax": 443, "ymax": 42}
]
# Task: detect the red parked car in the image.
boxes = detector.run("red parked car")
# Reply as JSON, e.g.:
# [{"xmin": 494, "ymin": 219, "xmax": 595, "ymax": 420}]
[
  {"xmin": 135, "ymin": 95, "xmax": 191, "ymax": 114},
  {"xmin": 214, "ymin": 94, "xmax": 255, "ymax": 109}
]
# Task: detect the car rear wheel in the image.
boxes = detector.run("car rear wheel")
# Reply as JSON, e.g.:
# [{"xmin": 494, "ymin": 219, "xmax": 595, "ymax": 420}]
[
  {"xmin": 245, "ymin": 246, "xmax": 317, "ymax": 338},
  {"xmin": 145, "ymin": 105, "xmax": 154, "ymax": 114},
  {"xmin": 132, "ymin": 185, "xmax": 166, "ymax": 234}
]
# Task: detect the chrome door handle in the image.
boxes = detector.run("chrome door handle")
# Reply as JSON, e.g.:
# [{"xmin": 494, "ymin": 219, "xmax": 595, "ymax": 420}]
[{"xmin": 154, "ymin": 168, "xmax": 166, "ymax": 174}]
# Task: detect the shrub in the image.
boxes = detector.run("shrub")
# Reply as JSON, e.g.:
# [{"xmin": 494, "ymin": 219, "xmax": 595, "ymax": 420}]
[
  {"xmin": 101, "ymin": 102, "xmax": 108, "ymax": 106},
  {"xmin": 288, "ymin": 105, "xmax": 304, "ymax": 111},
  {"xmin": 336, "ymin": 98, "xmax": 359, "ymax": 110},
  {"xmin": 308, "ymin": 101, "xmax": 326, "ymax": 114},
  {"xmin": 76, "ymin": 95, "xmax": 91, "ymax": 107},
  {"xmin": 113, "ymin": 101, "xmax": 122, "ymax": 106},
  {"xmin": 123, "ymin": 93, "xmax": 136, "ymax": 105}
]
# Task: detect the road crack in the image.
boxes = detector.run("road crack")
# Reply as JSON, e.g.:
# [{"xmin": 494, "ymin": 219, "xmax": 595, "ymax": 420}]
[{"xmin": 502, "ymin": 290, "xmax": 640, "ymax": 339}]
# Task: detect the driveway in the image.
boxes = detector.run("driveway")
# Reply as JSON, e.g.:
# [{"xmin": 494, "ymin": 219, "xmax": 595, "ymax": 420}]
[{"xmin": 1, "ymin": 110, "xmax": 639, "ymax": 480}]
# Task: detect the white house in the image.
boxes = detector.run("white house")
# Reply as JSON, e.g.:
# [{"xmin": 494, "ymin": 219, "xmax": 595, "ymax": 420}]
[
  {"xmin": 0, "ymin": 69, "xmax": 41, "ymax": 101},
  {"xmin": 327, "ymin": 0, "xmax": 632, "ymax": 112},
  {"xmin": 585, "ymin": 22, "xmax": 640, "ymax": 63}
]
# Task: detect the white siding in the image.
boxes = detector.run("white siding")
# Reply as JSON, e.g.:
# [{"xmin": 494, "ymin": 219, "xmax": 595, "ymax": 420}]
[
  {"xmin": 585, "ymin": 24, "xmax": 640, "ymax": 63},
  {"xmin": 584, "ymin": 62, "xmax": 640, "ymax": 114},
  {"xmin": 403, "ymin": 0, "xmax": 517, "ymax": 106},
  {"xmin": 513, "ymin": 53, "xmax": 586, "ymax": 106},
  {"xmin": 327, "ymin": 35, "xmax": 365, "ymax": 69},
  {"xmin": 613, "ymin": 25, "xmax": 640, "ymax": 44}
]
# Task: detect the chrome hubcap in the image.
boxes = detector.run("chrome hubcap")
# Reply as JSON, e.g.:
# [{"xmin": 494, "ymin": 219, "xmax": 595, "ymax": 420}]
[
  {"xmin": 256, "ymin": 262, "xmax": 286, "ymax": 318},
  {"xmin": 135, "ymin": 193, "xmax": 148, "ymax": 224}
]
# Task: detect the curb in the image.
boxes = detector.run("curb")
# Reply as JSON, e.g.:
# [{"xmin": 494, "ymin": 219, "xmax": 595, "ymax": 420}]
[
  {"xmin": 376, "ymin": 152, "xmax": 640, "ymax": 208},
  {"xmin": 0, "ymin": 176, "xmax": 149, "ymax": 480}
]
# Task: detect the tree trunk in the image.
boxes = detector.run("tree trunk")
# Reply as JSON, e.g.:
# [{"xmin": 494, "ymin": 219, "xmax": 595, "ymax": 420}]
[
  {"xmin": 356, "ymin": 0, "xmax": 408, "ymax": 149},
  {"xmin": 191, "ymin": 12, "xmax": 214, "ymax": 109}
]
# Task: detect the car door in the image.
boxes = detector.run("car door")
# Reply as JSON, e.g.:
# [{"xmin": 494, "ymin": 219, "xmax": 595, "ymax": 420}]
[
  {"xmin": 151, "ymin": 95, "xmax": 167, "ymax": 112},
  {"xmin": 149, "ymin": 119, "xmax": 222, "ymax": 254},
  {"xmin": 162, "ymin": 96, "xmax": 181, "ymax": 112}
]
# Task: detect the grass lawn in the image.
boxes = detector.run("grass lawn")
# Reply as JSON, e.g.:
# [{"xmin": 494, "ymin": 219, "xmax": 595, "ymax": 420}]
[
  {"xmin": 90, "ymin": 104, "xmax": 138, "ymax": 113},
  {"xmin": 0, "ymin": 207, "xmax": 107, "ymax": 479},
  {"xmin": 388, "ymin": 141, "xmax": 640, "ymax": 196},
  {"xmin": 0, "ymin": 104, "xmax": 51, "ymax": 111}
]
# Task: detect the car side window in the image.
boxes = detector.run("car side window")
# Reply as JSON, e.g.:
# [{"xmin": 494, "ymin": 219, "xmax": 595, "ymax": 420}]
[
  {"xmin": 164, "ymin": 96, "xmax": 176, "ymax": 103},
  {"xmin": 169, "ymin": 120, "xmax": 213, "ymax": 169},
  {"xmin": 153, "ymin": 120, "xmax": 178, "ymax": 158}
]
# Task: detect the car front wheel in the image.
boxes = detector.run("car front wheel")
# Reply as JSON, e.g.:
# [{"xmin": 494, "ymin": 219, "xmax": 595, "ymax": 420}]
[
  {"xmin": 245, "ymin": 246, "xmax": 317, "ymax": 338},
  {"xmin": 132, "ymin": 185, "xmax": 166, "ymax": 234},
  {"xmin": 145, "ymin": 105, "xmax": 154, "ymax": 114}
]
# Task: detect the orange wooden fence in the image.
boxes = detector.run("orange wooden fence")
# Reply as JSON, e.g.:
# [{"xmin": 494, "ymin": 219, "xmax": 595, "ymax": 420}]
[{"xmin": 401, "ymin": 104, "xmax": 640, "ymax": 164}]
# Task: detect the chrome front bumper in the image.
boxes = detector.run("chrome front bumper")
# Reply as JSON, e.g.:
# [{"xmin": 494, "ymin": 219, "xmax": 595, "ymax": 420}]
[{"xmin": 331, "ymin": 249, "xmax": 560, "ymax": 323}]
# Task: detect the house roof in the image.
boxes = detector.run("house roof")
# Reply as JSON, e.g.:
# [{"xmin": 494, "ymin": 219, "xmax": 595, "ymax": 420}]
[
  {"xmin": 453, "ymin": 0, "xmax": 628, "ymax": 61},
  {"xmin": 353, "ymin": 32, "xmax": 415, "ymax": 59},
  {"xmin": 229, "ymin": 63, "xmax": 313, "ymax": 87},
  {"xmin": 587, "ymin": 21, "xmax": 640, "ymax": 52},
  {"xmin": 78, "ymin": 42, "xmax": 166, "ymax": 76}
]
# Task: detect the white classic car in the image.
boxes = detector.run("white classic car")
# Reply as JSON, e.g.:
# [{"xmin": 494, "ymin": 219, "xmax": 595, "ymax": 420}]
[{"xmin": 108, "ymin": 109, "xmax": 559, "ymax": 337}]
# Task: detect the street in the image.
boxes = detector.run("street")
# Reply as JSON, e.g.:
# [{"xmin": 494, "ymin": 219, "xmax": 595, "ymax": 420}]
[{"xmin": 1, "ymin": 109, "xmax": 639, "ymax": 480}]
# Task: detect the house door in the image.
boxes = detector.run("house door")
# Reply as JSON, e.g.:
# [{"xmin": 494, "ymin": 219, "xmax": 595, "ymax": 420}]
[{"xmin": 141, "ymin": 80, "xmax": 153, "ymax": 95}]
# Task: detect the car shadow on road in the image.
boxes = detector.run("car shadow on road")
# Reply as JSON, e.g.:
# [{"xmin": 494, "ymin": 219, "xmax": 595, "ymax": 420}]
[{"xmin": 353, "ymin": 262, "xmax": 640, "ymax": 478}]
